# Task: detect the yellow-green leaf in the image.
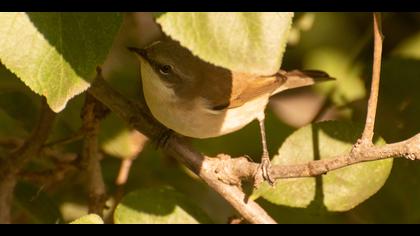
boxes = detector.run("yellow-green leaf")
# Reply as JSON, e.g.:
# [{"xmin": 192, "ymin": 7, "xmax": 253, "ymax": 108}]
[
  {"xmin": 157, "ymin": 12, "xmax": 293, "ymax": 75},
  {"xmin": 0, "ymin": 13, "xmax": 122, "ymax": 112},
  {"xmin": 253, "ymin": 121, "xmax": 393, "ymax": 212},
  {"xmin": 114, "ymin": 186, "xmax": 212, "ymax": 224}
]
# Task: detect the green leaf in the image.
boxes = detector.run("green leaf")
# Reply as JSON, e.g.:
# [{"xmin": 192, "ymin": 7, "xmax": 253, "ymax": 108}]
[
  {"xmin": 344, "ymin": 159, "xmax": 420, "ymax": 223},
  {"xmin": 114, "ymin": 186, "xmax": 213, "ymax": 224},
  {"xmin": 252, "ymin": 121, "xmax": 393, "ymax": 212},
  {"xmin": 70, "ymin": 214, "xmax": 104, "ymax": 224},
  {"xmin": 157, "ymin": 12, "xmax": 293, "ymax": 75},
  {"xmin": 0, "ymin": 12, "xmax": 122, "ymax": 112}
]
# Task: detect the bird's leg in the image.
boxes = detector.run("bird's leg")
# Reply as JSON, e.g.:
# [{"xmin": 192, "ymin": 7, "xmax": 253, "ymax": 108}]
[{"xmin": 256, "ymin": 115, "xmax": 275, "ymax": 186}]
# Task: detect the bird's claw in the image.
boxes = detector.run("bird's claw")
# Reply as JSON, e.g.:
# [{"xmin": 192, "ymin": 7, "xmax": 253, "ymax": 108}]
[
  {"xmin": 254, "ymin": 156, "xmax": 275, "ymax": 187},
  {"xmin": 261, "ymin": 157, "xmax": 275, "ymax": 186}
]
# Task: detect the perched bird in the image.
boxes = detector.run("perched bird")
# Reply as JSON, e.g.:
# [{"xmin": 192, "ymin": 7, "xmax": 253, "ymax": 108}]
[{"xmin": 129, "ymin": 36, "xmax": 333, "ymax": 184}]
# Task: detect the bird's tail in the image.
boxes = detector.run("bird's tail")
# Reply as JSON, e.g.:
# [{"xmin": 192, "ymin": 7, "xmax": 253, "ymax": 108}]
[{"xmin": 272, "ymin": 69, "xmax": 335, "ymax": 95}]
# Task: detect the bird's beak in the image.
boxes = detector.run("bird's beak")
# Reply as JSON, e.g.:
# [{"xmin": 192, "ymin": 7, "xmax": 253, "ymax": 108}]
[{"xmin": 127, "ymin": 47, "xmax": 148, "ymax": 59}]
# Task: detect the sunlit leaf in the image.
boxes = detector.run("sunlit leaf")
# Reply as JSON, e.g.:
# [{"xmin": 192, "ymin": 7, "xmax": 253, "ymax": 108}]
[
  {"xmin": 114, "ymin": 186, "xmax": 212, "ymax": 224},
  {"xmin": 0, "ymin": 12, "xmax": 122, "ymax": 112},
  {"xmin": 253, "ymin": 121, "xmax": 393, "ymax": 211},
  {"xmin": 157, "ymin": 12, "xmax": 293, "ymax": 75}
]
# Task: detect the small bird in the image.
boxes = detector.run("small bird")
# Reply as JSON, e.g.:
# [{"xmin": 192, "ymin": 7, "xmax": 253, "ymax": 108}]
[{"xmin": 128, "ymin": 36, "xmax": 333, "ymax": 184}]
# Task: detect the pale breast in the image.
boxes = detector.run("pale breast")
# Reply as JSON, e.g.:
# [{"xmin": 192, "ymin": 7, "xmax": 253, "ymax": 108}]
[
  {"xmin": 140, "ymin": 56, "xmax": 270, "ymax": 138},
  {"xmin": 147, "ymin": 94, "xmax": 269, "ymax": 139}
]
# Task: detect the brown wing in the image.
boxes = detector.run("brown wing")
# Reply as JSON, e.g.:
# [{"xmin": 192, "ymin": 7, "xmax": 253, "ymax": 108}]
[
  {"xmin": 224, "ymin": 72, "xmax": 285, "ymax": 109},
  {"xmin": 211, "ymin": 69, "xmax": 333, "ymax": 110}
]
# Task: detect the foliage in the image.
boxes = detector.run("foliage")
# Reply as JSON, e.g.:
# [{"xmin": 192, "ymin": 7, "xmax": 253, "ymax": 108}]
[
  {"xmin": 0, "ymin": 12, "xmax": 419, "ymax": 224},
  {"xmin": 70, "ymin": 214, "xmax": 103, "ymax": 224},
  {"xmin": 252, "ymin": 121, "xmax": 392, "ymax": 211},
  {"xmin": 0, "ymin": 13, "xmax": 122, "ymax": 112},
  {"xmin": 157, "ymin": 12, "xmax": 293, "ymax": 75},
  {"xmin": 114, "ymin": 186, "xmax": 212, "ymax": 224}
]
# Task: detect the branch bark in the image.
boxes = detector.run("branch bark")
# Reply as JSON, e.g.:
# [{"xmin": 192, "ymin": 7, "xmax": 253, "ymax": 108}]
[
  {"xmin": 43, "ymin": 130, "xmax": 85, "ymax": 148},
  {"xmin": 0, "ymin": 137, "xmax": 22, "ymax": 150},
  {"xmin": 86, "ymin": 13, "xmax": 420, "ymax": 224},
  {"xmin": 88, "ymin": 74, "xmax": 276, "ymax": 224},
  {"xmin": 0, "ymin": 98, "xmax": 56, "ymax": 223},
  {"xmin": 211, "ymin": 133, "xmax": 420, "ymax": 182},
  {"xmin": 359, "ymin": 12, "xmax": 384, "ymax": 145},
  {"xmin": 88, "ymin": 57, "xmax": 420, "ymax": 223},
  {"xmin": 81, "ymin": 94, "xmax": 108, "ymax": 217},
  {"xmin": 19, "ymin": 163, "xmax": 76, "ymax": 186}
]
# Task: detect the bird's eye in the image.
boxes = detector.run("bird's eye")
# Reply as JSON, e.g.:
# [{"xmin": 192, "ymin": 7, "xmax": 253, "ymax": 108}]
[{"xmin": 159, "ymin": 64, "xmax": 173, "ymax": 75}]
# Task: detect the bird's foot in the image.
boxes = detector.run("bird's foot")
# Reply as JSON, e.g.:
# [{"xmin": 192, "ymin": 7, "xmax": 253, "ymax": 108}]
[
  {"xmin": 261, "ymin": 157, "xmax": 275, "ymax": 185},
  {"xmin": 254, "ymin": 155, "xmax": 275, "ymax": 187}
]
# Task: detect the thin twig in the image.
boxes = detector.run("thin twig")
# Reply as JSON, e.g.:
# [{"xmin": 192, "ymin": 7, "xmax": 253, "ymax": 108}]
[
  {"xmin": 19, "ymin": 163, "xmax": 77, "ymax": 186},
  {"xmin": 0, "ymin": 137, "xmax": 22, "ymax": 150},
  {"xmin": 0, "ymin": 98, "xmax": 56, "ymax": 223},
  {"xmin": 81, "ymin": 94, "xmax": 107, "ymax": 217},
  {"xmin": 43, "ymin": 130, "xmax": 85, "ymax": 148},
  {"xmin": 115, "ymin": 131, "xmax": 147, "ymax": 186},
  {"xmin": 0, "ymin": 173, "xmax": 17, "ymax": 224},
  {"xmin": 106, "ymin": 159, "xmax": 134, "ymax": 224},
  {"xmin": 360, "ymin": 12, "xmax": 384, "ymax": 144},
  {"xmin": 116, "ymin": 159, "xmax": 133, "ymax": 186},
  {"xmin": 107, "ymin": 132, "xmax": 147, "ymax": 224}
]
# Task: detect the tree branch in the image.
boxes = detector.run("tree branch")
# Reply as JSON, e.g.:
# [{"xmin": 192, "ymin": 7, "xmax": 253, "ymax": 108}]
[
  {"xmin": 88, "ymin": 61, "xmax": 420, "ymax": 223},
  {"xmin": 80, "ymin": 94, "xmax": 108, "ymax": 217},
  {"xmin": 359, "ymin": 12, "xmax": 384, "ymax": 144},
  {"xmin": 0, "ymin": 98, "xmax": 56, "ymax": 223},
  {"xmin": 43, "ymin": 130, "xmax": 85, "ymax": 148},
  {"xmin": 19, "ymin": 163, "xmax": 77, "ymax": 186},
  {"xmin": 0, "ymin": 137, "xmax": 22, "ymax": 150},
  {"xmin": 210, "ymin": 133, "xmax": 420, "ymax": 182},
  {"xmin": 85, "ymin": 13, "xmax": 420, "ymax": 224},
  {"xmin": 88, "ymin": 73, "xmax": 276, "ymax": 224}
]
